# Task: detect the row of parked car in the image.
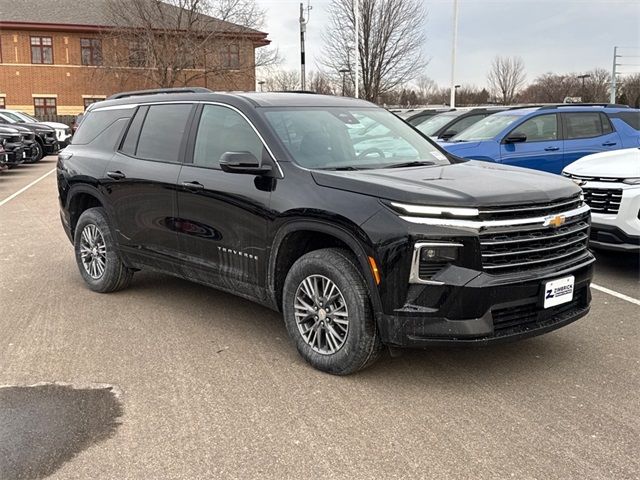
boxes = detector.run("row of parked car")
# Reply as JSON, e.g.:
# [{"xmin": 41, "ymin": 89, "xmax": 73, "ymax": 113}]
[
  {"xmin": 394, "ymin": 103, "xmax": 640, "ymax": 252},
  {"xmin": 0, "ymin": 109, "xmax": 71, "ymax": 172}
]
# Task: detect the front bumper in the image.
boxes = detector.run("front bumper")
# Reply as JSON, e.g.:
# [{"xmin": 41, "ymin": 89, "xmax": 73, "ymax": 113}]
[
  {"xmin": 42, "ymin": 135, "xmax": 59, "ymax": 154},
  {"xmin": 587, "ymin": 183, "xmax": 640, "ymax": 252},
  {"xmin": 377, "ymin": 258, "xmax": 594, "ymax": 347}
]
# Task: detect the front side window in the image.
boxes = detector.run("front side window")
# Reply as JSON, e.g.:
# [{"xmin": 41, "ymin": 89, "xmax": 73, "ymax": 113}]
[
  {"xmin": 31, "ymin": 36, "xmax": 53, "ymax": 64},
  {"xmin": 34, "ymin": 97, "xmax": 57, "ymax": 116},
  {"xmin": 222, "ymin": 44, "xmax": 240, "ymax": 68},
  {"xmin": 564, "ymin": 112, "xmax": 603, "ymax": 139},
  {"xmin": 81, "ymin": 38, "xmax": 102, "ymax": 66},
  {"xmin": 135, "ymin": 104, "xmax": 193, "ymax": 162},
  {"xmin": 263, "ymin": 107, "xmax": 448, "ymax": 170},
  {"xmin": 510, "ymin": 114, "xmax": 558, "ymax": 142},
  {"xmin": 416, "ymin": 113, "xmax": 461, "ymax": 136},
  {"xmin": 193, "ymin": 105, "xmax": 263, "ymax": 169},
  {"xmin": 452, "ymin": 114, "xmax": 521, "ymax": 142}
]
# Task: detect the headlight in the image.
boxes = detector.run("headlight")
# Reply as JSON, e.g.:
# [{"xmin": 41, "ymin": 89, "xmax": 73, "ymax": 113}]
[{"xmin": 623, "ymin": 178, "xmax": 640, "ymax": 185}]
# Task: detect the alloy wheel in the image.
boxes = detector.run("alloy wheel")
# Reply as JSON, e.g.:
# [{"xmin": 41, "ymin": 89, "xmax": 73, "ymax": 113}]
[{"xmin": 79, "ymin": 224, "xmax": 107, "ymax": 279}]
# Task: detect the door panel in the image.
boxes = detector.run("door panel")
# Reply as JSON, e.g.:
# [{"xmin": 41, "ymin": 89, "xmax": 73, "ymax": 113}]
[
  {"xmin": 499, "ymin": 114, "xmax": 564, "ymax": 173},
  {"xmin": 175, "ymin": 104, "xmax": 273, "ymax": 299}
]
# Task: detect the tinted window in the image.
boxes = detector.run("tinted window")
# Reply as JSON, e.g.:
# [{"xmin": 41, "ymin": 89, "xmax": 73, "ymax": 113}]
[
  {"xmin": 72, "ymin": 108, "xmax": 134, "ymax": 145},
  {"xmin": 600, "ymin": 113, "xmax": 613, "ymax": 134},
  {"xmin": 612, "ymin": 112, "xmax": 640, "ymax": 130},
  {"xmin": 447, "ymin": 114, "xmax": 487, "ymax": 136},
  {"xmin": 416, "ymin": 112, "xmax": 461, "ymax": 136},
  {"xmin": 453, "ymin": 114, "xmax": 521, "ymax": 141},
  {"xmin": 136, "ymin": 104, "xmax": 193, "ymax": 162},
  {"xmin": 564, "ymin": 112, "xmax": 603, "ymax": 139},
  {"xmin": 120, "ymin": 106, "xmax": 148, "ymax": 155},
  {"xmin": 193, "ymin": 105, "xmax": 264, "ymax": 169},
  {"xmin": 511, "ymin": 114, "xmax": 558, "ymax": 142}
]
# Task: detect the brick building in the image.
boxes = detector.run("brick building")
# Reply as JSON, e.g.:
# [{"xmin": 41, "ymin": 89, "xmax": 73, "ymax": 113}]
[{"xmin": 0, "ymin": 0, "xmax": 270, "ymax": 116}]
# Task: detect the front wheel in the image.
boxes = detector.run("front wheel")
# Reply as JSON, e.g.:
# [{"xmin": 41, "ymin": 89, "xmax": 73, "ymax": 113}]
[
  {"xmin": 29, "ymin": 142, "xmax": 43, "ymax": 163},
  {"xmin": 73, "ymin": 207, "xmax": 133, "ymax": 293},
  {"xmin": 282, "ymin": 248, "xmax": 383, "ymax": 375}
]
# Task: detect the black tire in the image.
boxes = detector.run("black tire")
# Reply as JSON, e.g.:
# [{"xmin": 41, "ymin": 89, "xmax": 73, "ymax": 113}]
[
  {"xmin": 73, "ymin": 207, "xmax": 133, "ymax": 293},
  {"xmin": 30, "ymin": 142, "xmax": 43, "ymax": 163},
  {"xmin": 282, "ymin": 248, "xmax": 383, "ymax": 375}
]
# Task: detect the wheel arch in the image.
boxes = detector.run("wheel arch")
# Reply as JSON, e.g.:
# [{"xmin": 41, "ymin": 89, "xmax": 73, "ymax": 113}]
[
  {"xmin": 268, "ymin": 220, "xmax": 382, "ymax": 313},
  {"xmin": 66, "ymin": 185, "xmax": 108, "ymax": 237}
]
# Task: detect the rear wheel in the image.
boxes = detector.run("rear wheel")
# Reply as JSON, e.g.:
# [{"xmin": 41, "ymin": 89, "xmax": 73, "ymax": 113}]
[
  {"xmin": 29, "ymin": 142, "xmax": 43, "ymax": 163},
  {"xmin": 282, "ymin": 248, "xmax": 383, "ymax": 375},
  {"xmin": 74, "ymin": 207, "xmax": 133, "ymax": 293}
]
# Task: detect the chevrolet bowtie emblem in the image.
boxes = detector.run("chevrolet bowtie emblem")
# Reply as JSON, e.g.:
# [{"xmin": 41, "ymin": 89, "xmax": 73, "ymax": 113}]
[{"xmin": 544, "ymin": 214, "xmax": 566, "ymax": 228}]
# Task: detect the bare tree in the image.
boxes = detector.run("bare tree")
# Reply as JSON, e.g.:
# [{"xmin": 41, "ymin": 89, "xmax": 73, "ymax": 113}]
[
  {"xmin": 619, "ymin": 73, "xmax": 640, "ymax": 107},
  {"xmin": 307, "ymin": 71, "xmax": 336, "ymax": 95},
  {"xmin": 320, "ymin": 0, "xmax": 427, "ymax": 102},
  {"xmin": 263, "ymin": 70, "xmax": 301, "ymax": 91},
  {"xmin": 583, "ymin": 68, "xmax": 611, "ymax": 103},
  {"xmin": 487, "ymin": 56, "xmax": 526, "ymax": 105},
  {"xmin": 519, "ymin": 73, "xmax": 578, "ymax": 103},
  {"xmin": 100, "ymin": 0, "xmax": 270, "ymax": 88}
]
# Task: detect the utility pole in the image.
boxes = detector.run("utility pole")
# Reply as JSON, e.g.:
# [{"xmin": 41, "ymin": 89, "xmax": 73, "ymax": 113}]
[
  {"xmin": 299, "ymin": 2, "xmax": 311, "ymax": 91},
  {"xmin": 449, "ymin": 0, "xmax": 459, "ymax": 108},
  {"xmin": 610, "ymin": 46, "xmax": 618, "ymax": 103},
  {"xmin": 354, "ymin": 0, "xmax": 359, "ymax": 99}
]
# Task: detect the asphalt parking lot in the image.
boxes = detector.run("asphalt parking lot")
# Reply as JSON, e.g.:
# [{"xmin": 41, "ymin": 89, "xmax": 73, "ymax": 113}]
[{"xmin": 1, "ymin": 157, "xmax": 639, "ymax": 480}]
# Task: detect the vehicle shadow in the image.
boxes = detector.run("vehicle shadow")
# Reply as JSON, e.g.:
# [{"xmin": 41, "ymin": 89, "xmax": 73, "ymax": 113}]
[{"xmin": 122, "ymin": 271, "xmax": 583, "ymax": 384}]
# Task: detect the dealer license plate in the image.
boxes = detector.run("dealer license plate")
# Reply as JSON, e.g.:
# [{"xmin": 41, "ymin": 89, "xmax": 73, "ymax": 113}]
[{"xmin": 544, "ymin": 276, "xmax": 574, "ymax": 309}]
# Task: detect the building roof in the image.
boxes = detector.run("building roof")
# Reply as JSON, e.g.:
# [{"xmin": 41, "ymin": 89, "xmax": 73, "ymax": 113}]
[{"xmin": 0, "ymin": 0, "xmax": 268, "ymax": 39}]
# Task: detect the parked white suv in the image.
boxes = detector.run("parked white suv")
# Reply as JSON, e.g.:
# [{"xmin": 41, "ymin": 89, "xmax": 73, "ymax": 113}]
[
  {"xmin": 1, "ymin": 110, "xmax": 72, "ymax": 146},
  {"xmin": 563, "ymin": 148, "xmax": 640, "ymax": 252}
]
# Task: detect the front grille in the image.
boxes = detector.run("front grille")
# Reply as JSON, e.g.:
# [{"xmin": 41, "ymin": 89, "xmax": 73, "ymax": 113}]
[
  {"xmin": 582, "ymin": 187, "xmax": 622, "ymax": 214},
  {"xmin": 480, "ymin": 210, "xmax": 590, "ymax": 274},
  {"xmin": 477, "ymin": 194, "xmax": 582, "ymax": 220},
  {"xmin": 563, "ymin": 172, "xmax": 623, "ymax": 183},
  {"xmin": 492, "ymin": 287, "xmax": 588, "ymax": 334}
]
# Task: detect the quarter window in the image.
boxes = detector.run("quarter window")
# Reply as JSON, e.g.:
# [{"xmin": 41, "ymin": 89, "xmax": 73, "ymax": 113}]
[
  {"xmin": 193, "ymin": 105, "xmax": 264, "ymax": 169},
  {"xmin": 564, "ymin": 112, "xmax": 604, "ymax": 139},
  {"xmin": 135, "ymin": 104, "xmax": 193, "ymax": 162},
  {"xmin": 34, "ymin": 97, "xmax": 57, "ymax": 116},
  {"xmin": 81, "ymin": 38, "xmax": 102, "ymax": 66},
  {"xmin": 510, "ymin": 114, "xmax": 558, "ymax": 142},
  {"xmin": 31, "ymin": 36, "xmax": 53, "ymax": 64}
]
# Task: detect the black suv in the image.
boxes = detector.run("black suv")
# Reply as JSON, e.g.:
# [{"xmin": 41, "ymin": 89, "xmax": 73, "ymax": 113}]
[
  {"xmin": 58, "ymin": 88, "xmax": 594, "ymax": 374},
  {"xmin": 415, "ymin": 107, "xmax": 516, "ymax": 141},
  {"xmin": 0, "ymin": 112, "xmax": 57, "ymax": 161}
]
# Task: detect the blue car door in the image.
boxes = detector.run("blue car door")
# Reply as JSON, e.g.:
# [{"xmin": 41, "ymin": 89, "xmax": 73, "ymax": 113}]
[
  {"xmin": 562, "ymin": 112, "xmax": 622, "ymax": 168},
  {"xmin": 499, "ymin": 113, "xmax": 564, "ymax": 174}
]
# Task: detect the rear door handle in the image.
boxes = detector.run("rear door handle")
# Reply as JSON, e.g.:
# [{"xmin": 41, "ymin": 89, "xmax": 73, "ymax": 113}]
[
  {"xmin": 544, "ymin": 146, "xmax": 560, "ymax": 151},
  {"xmin": 106, "ymin": 170, "xmax": 126, "ymax": 180},
  {"xmin": 602, "ymin": 141, "xmax": 617, "ymax": 146},
  {"xmin": 181, "ymin": 181, "xmax": 204, "ymax": 191}
]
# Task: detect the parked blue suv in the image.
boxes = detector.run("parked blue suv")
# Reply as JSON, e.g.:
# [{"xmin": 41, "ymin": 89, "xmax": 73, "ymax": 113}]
[{"xmin": 439, "ymin": 104, "xmax": 640, "ymax": 174}]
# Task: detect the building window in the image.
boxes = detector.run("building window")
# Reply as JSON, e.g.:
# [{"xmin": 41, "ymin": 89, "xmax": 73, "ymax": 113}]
[
  {"xmin": 31, "ymin": 36, "xmax": 54, "ymax": 64},
  {"xmin": 34, "ymin": 97, "xmax": 57, "ymax": 116},
  {"xmin": 129, "ymin": 41, "xmax": 146, "ymax": 67},
  {"xmin": 83, "ymin": 98, "xmax": 102, "ymax": 110},
  {"xmin": 222, "ymin": 44, "xmax": 240, "ymax": 69},
  {"xmin": 80, "ymin": 38, "xmax": 102, "ymax": 66},
  {"xmin": 0, "ymin": 98, "xmax": 5, "ymax": 109}
]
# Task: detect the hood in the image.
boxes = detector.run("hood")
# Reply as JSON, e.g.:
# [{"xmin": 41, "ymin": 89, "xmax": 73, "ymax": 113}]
[
  {"xmin": 0, "ymin": 124, "xmax": 33, "ymax": 134},
  {"xmin": 564, "ymin": 148, "xmax": 640, "ymax": 179},
  {"xmin": 311, "ymin": 161, "xmax": 580, "ymax": 207},
  {"xmin": 11, "ymin": 122, "xmax": 55, "ymax": 133},
  {"xmin": 39, "ymin": 121, "xmax": 70, "ymax": 130},
  {"xmin": 0, "ymin": 126, "xmax": 20, "ymax": 135},
  {"xmin": 439, "ymin": 141, "xmax": 483, "ymax": 154}
]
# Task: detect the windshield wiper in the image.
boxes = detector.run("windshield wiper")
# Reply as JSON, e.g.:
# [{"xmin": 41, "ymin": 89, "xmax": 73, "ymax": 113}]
[
  {"xmin": 318, "ymin": 166, "xmax": 363, "ymax": 171},
  {"xmin": 382, "ymin": 161, "xmax": 436, "ymax": 169}
]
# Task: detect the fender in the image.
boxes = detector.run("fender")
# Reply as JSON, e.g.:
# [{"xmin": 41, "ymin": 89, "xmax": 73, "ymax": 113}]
[
  {"xmin": 65, "ymin": 184, "xmax": 118, "ymax": 239},
  {"xmin": 267, "ymin": 219, "xmax": 383, "ymax": 313}
]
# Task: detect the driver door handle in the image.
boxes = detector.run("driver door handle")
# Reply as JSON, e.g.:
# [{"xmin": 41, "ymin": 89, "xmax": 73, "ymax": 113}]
[
  {"xmin": 544, "ymin": 146, "xmax": 560, "ymax": 151},
  {"xmin": 602, "ymin": 141, "xmax": 617, "ymax": 146},
  {"xmin": 181, "ymin": 181, "xmax": 204, "ymax": 191},
  {"xmin": 106, "ymin": 170, "xmax": 126, "ymax": 180}
]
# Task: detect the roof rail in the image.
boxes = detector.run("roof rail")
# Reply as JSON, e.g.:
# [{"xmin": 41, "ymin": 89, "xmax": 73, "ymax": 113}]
[
  {"xmin": 538, "ymin": 103, "xmax": 630, "ymax": 110},
  {"xmin": 107, "ymin": 87, "xmax": 213, "ymax": 100},
  {"xmin": 271, "ymin": 90, "xmax": 318, "ymax": 94}
]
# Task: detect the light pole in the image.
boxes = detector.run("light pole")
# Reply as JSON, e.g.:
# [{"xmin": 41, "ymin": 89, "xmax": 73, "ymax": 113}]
[
  {"xmin": 299, "ymin": 2, "xmax": 312, "ymax": 91},
  {"xmin": 258, "ymin": 80, "xmax": 265, "ymax": 92},
  {"xmin": 577, "ymin": 74, "xmax": 591, "ymax": 102},
  {"xmin": 339, "ymin": 68, "xmax": 350, "ymax": 96},
  {"xmin": 449, "ymin": 0, "xmax": 459, "ymax": 107},
  {"xmin": 354, "ymin": 0, "xmax": 360, "ymax": 98},
  {"xmin": 453, "ymin": 84, "xmax": 461, "ymax": 106}
]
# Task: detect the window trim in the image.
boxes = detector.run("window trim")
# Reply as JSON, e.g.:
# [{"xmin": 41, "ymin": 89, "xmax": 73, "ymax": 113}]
[
  {"xmin": 501, "ymin": 113, "xmax": 560, "ymax": 144},
  {"xmin": 98, "ymin": 100, "xmax": 283, "ymax": 177},
  {"xmin": 30, "ymin": 36, "xmax": 54, "ymax": 64},
  {"xmin": 80, "ymin": 38, "xmax": 102, "ymax": 66},
  {"xmin": 222, "ymin": 43, "xmax": 240, "ymax": 69},
  {"xmin": 33, "ymin": 97, "xmax": 57, "ymax": 116},
  {"xmin": 561, "ymin": 112, "xmax": 608, "ymax": 141}
]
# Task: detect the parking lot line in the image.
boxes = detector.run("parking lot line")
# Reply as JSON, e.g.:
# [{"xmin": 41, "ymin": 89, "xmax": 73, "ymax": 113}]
[
  {"xmin": 592, "ymin": 283, "xmax": 640, "ymax": 306},
  {"xmin": 0, "ymin": 167, "xmax": 56, "ymax": 207}
]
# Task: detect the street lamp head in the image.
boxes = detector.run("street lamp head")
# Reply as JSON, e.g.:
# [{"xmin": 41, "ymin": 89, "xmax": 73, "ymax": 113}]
[
  {"xmin": 578, "ymin": 74, "xmax": 591, "ymax": 80},
  {"xmin": 454, "ymin": 84, "xmax": 461, "ymax": 89}
]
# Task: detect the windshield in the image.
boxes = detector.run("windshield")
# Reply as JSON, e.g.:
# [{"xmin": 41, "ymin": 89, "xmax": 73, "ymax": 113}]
[
  {"xmin": 0, "ymin": 112, "xmax": 18, "ymax": 124},
  {"xmin": 415, "ymin": 112, "xmax": 461, "ymax": 136},
  {"xmin": 451, "ymin": 114, "xmax": 520, "ymax": 141},
  {"xmin": 263, "ymin": 107, "xmax": 449, "ymax": 170},
  {"xmin": 1, "ymin": 111, "xmax": 27, "ymax": 123}
]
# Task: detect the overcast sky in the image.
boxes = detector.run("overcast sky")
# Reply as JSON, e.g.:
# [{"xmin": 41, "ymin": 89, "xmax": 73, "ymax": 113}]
[{"xmin": 255, "ymin": 0, "xmax": 640, "ymax": 87}]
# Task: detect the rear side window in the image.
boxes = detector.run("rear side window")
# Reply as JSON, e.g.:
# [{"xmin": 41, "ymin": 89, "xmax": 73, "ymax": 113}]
[
  {"xmin": 72, "ymin": 108, "xmax": 134, "ymax": 145},
  {"xmin": 611, "ymin": 112, "xmax": 640, "ymax": 130},
  {"xmin": 135, "ymin": 104, "xmax": 193, "ymax": 162},
  {"xmin": 564, "ymin": 112, "xmax": 604, "ymax": 139}
]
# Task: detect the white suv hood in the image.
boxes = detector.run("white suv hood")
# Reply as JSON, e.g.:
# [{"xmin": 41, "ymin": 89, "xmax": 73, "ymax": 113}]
[{"xmin": 564, "ymin": 148, "xmax": 640, "ymax": 179}]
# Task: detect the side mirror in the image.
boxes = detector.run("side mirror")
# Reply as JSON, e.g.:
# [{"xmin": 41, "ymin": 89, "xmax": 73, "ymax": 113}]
[
  {"xmin": 219, "ymin": 151, "xmax": 272, "ymax": 175},
  {"xmin": 439, "ymin": 129, "xmax": 457, "ymax": 140},
  {"xmin": 504, "ymin": 132, "xmax": 527, "ymax": 143}
]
